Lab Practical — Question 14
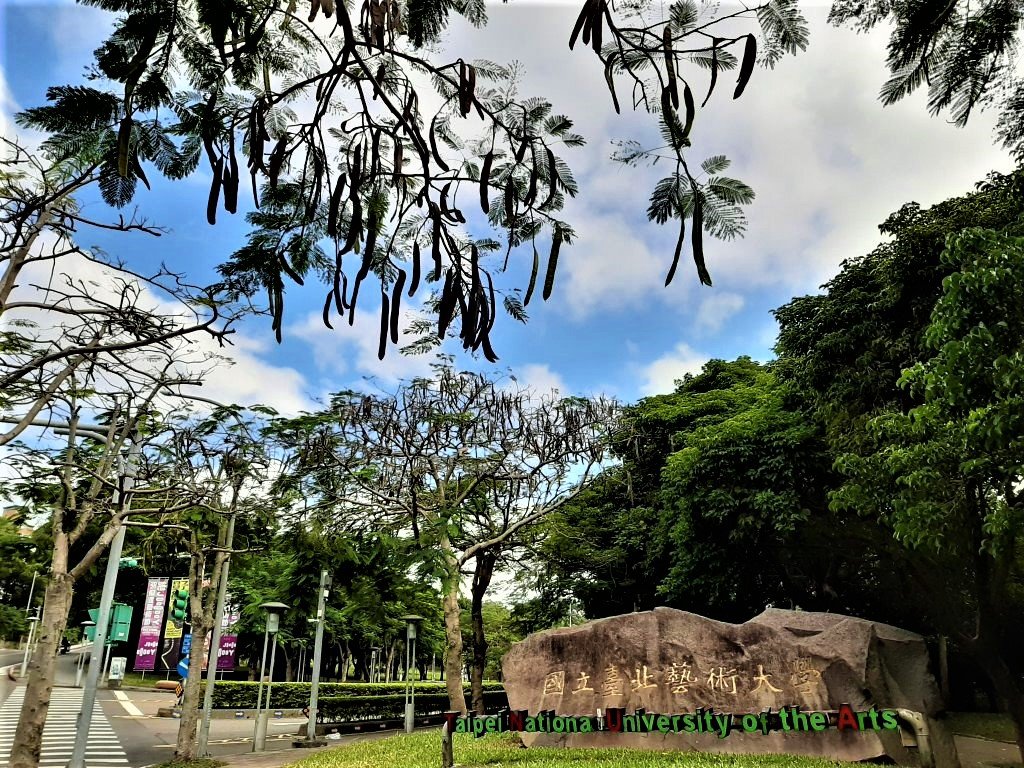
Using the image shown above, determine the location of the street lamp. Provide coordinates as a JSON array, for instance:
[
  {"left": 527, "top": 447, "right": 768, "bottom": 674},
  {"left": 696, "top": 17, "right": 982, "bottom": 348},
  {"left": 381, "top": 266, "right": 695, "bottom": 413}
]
[
  {"left": 19, "top": 611, "right": 40, "bottom": 677},
  {"left": 252, "top": 602, "right": 289, "bottom": 752},
  {"left": 75, "top": 620, "right": 95, "bottom": 688},
  {"left": 400, "top": 615, "right": 423, "bottom": 734},
  {"left": 369, "top": 646, "right": 381, "bottom": 684}
]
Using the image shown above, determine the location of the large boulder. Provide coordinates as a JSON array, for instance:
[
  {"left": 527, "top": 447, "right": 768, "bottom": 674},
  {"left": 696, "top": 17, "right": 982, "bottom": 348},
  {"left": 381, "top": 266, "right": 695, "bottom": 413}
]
[{"left": 501, "top": 607, "right": 958, "bottom": 768}]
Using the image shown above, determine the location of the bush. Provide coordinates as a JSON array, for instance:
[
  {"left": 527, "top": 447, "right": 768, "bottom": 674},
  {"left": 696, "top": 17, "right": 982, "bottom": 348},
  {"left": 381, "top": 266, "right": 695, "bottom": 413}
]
[
  {"left": 315, "top": 690, "right": 510, "bottom": 722},
  {"left": 210, "top": 680, "right": 506, "bottom": 709}
]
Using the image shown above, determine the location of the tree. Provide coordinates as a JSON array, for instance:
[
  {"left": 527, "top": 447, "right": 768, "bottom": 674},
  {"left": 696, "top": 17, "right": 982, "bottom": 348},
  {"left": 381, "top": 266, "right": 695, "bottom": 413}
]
[
  {"left": 828, "top": 0, "right": 1024, "bottom": 161},
  {"left": 14, "top": 0, "right": 813, "bottom": 357},
  {"left": 266, "top": 365, "right": 618, "bottom": 713},
  {"left": 830, "top": 227, "right": 1024, "bottom": 760}
]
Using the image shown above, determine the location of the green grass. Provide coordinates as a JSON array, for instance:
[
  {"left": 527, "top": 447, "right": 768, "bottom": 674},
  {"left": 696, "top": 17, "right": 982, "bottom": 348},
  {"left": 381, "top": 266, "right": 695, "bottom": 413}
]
[
  {"left": 286, "top": 731, "right": 848, "bottom": 768},
  {"left": 946, "top": 712, "right": 1018, "bottom": 743},
  {"left": 112, "top": 671, "right": 176, "bottom": 688}
]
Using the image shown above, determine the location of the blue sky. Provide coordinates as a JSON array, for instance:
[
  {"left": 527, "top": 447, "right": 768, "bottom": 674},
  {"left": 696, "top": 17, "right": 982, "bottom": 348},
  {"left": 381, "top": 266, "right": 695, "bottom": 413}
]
[{"left": 1, "top": 0, "right": 1014, "bottom": 414}]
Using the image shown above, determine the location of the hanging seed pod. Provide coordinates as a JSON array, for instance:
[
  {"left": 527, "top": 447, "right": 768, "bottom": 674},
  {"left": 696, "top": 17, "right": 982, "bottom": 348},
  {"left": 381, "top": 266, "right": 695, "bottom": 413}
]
[
  {"left": 479, "top": 150, "right": 493, "bottom": 213},
  {"left": 734, "top": 34, "right": 756, "bottom": 99},
  {"left": 378, "top": 289, "right": 390, "bottom": 359},
  {"left": 117, "top": 117, "right": 133, "bottom": 178},
  {"left": 268, "top": 135, "right": 288, "bottom": 190},
  {"left": 390, "top": 269, "right": 406, "bottom": 342},
  {"left": 409, "top": 240, "right": 421, "bottom": 296},
  {"left": 327, "top": 173, "right": 347, "bottom": 238},
  {"left": 663, "top": 25, "right": 679, "bottom": 110},
  {"left": 665, "top": 216, "right": 686, "bottom": 286},
  {"left": 322, "top": 290, "right": 335, "bottom": 329},
  {"left": 437, "top": 269, "right": 456, "bottom": 338},
  {"left": 524, "top": 243, "right": 539, "bottom": 306},
  {"left": 428, "top": 115, "right": 451, "bottom": 172},
  {"left": 543, "top": 226, "right": 561, "bottom": 301},
  {"left": 207, "top": 156, "right": 224, "bottom": 225},
  {"left": 703, "top": 40, "right": 719, "bottom": 108}
]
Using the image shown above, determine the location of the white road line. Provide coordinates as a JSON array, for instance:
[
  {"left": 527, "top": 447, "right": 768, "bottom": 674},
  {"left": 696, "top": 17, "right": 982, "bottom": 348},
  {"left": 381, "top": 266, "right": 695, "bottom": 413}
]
[
  {"left": 0, "top": 689, "right": 131, "bottom": 768},
  {"left": 112, "top": 689, "right": 145, "bottom": 717}
]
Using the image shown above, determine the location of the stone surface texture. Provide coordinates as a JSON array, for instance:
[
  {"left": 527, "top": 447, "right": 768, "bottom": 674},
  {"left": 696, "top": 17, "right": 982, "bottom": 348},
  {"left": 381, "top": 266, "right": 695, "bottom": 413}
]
[{"left": 501, "top": 607, "right": 959, "bottom": 768}]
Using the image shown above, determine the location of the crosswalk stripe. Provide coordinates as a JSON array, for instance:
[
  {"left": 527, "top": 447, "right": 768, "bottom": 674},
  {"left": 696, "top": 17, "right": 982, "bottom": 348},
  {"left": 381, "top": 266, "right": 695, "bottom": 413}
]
[{"left": 0, "top": 689, "right": 131, "bottom": 767}]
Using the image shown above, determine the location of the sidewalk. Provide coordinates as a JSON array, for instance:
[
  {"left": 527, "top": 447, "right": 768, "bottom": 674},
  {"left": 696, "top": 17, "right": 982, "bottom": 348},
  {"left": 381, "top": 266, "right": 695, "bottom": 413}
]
[{"left": 954, "top": 735, "right": 1022, "bottom": 768}]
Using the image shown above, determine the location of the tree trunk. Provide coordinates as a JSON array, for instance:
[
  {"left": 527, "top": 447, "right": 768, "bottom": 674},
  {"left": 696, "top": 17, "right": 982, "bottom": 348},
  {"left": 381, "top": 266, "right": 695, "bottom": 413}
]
[
  {"left": 972, "top": 642, "right": 1024, "bottom": 763},
  {"left": 441, "top": 541, "right": 467, "bottom": 715},
  {"left": 385, "top": 643, "right": 394, "bottom": 683},
  {"left": 9, "top": 575, "right": 73, "bottom": 768},
  {"left": 342, "top": 640, "right": 350, "bottom": 682},
  {"left": 282, "top": 644, "right": 293, "bottom": 682},
  {"left": 174, "top": 608, "right": 212, "bottom": 760},
  {"left": 470, "top": 551, "right": 496, "bottom": 715}
]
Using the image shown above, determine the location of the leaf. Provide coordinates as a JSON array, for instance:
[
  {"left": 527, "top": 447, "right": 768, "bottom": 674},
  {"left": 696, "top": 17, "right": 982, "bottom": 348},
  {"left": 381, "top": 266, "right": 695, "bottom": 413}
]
[
  {"left": 734, "top": 34, "right": 757, "bottom": 99},
  {"left": 700, "top": 155, "right": 730, "bottom": 174},
  {"left": 543, "top": 226, "right": 561, "bottom": 301}
]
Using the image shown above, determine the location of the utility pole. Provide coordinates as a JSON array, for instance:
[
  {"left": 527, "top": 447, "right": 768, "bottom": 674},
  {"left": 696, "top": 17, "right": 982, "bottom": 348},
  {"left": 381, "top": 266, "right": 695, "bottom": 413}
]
[
  {"left": 304, "top": 570, "right": 331, "bottom": 743},
  {"left": 197, "top": 509, "right": 237, "bottom": 757},
  {"left": 68, "top": 439, "right": 140, "bottom": 768}
]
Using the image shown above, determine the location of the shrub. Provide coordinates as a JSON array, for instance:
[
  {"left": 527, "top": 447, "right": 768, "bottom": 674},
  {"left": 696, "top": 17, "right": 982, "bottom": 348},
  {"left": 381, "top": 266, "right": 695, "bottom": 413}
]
[
  {"left": 210, "top": 680, "right": 506, "bottom": 709},
  {"left": 315, "top": 690, "right": 510, "bottom": 722}
]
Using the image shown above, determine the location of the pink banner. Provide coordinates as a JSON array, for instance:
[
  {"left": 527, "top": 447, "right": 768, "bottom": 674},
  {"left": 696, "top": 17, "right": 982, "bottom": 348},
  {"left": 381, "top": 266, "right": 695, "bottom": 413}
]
[
  {"left": 134, "top": 577, "right": 169, "bottom": 671},
  {"left": 216, "top": 635, "right": 238, "bottom": 670}
]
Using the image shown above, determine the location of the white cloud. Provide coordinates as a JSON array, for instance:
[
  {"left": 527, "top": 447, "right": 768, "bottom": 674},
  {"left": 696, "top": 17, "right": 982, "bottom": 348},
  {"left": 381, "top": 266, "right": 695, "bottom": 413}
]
[
  {"left": 638, "top": 342, "right": 709, "bottom": 396},
  {"left": 289, "top": 304, "right": 439, "bottom": 388},
  {"left": 512, "top": 363, "right": 567, "bottom": 397},
  {"left": 696, "top": 291, "right": 745, "bottom": 333}
]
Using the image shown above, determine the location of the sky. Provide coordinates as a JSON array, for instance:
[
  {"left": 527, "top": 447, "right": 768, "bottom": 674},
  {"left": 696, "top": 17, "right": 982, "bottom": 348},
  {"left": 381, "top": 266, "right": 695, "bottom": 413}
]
[{"left": 0, "top": 0, "right": 1014, "bottom": 416}]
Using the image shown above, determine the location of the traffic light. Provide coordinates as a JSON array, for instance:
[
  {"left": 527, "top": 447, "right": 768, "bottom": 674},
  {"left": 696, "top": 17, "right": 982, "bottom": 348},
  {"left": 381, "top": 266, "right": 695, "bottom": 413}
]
[{"left": 170, "top": 585, "right": 189, "bottom": 622}]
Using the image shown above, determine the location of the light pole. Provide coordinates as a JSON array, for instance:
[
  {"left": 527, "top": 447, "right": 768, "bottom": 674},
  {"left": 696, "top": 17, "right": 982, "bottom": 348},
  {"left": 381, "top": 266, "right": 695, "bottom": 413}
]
[
  {"left": 400, "top": 615, "right": 423, "bottom": 734},
  {"left": 252, "top": 602, "right": 289, "bottom": 752},
  {"left": 75, "top": 620, "right": 95, "bottom": 688},
  {"left": 19, "top": 611, "right": 40, "bottom": 677},
  {"left": 303, "top": 570, "right": 331, "bottom": 744},
  {"left": 369, "top": 646, "right": 381, "bottom": 683},
  {"left": 68, "top": 437, "right": 141, "bottom": 768}
]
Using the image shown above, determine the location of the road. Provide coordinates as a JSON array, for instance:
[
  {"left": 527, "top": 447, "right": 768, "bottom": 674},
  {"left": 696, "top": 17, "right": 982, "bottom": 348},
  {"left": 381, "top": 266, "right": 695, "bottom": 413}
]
[{"left": 0, "top": 650, "right": 395, "bottom": 767}]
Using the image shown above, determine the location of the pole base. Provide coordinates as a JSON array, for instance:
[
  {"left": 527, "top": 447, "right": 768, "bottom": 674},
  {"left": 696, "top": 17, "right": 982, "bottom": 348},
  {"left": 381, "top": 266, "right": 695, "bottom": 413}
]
[{"left": 292, "top": 739, "right": 328, "bottom": 748}]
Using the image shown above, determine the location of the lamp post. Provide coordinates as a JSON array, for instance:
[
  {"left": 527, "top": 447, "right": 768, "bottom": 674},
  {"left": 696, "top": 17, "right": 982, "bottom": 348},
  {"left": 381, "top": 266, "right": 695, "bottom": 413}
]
[
  {"left": 303, "top": 570, "right": 331, "bottom": 744},
  {"left": 400, "top": 615, "right": 423, "bottom": 734},
  {"left": 369, "top": 646, "right": 381, "bottom": 683},
  {"left": 19, "top": 611, "right": 40, "bottom": 677},
  {"left": 252, "top": 602, "right": 289, "bottom": 752},
  {"left": 75, "top": 620, "right": 95, "bottom": 688}
]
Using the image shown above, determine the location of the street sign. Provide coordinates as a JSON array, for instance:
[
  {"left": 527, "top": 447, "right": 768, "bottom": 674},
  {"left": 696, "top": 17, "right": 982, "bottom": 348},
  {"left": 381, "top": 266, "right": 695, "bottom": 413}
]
[
  {"left": 178, "top": 634, "right": 191, "bottom": 678},
  {"left": 174, "top": 681, "right": 184, "bottom": 699},
  {"left": 177, "top": 657, "right": 189, "bottom": 679}
]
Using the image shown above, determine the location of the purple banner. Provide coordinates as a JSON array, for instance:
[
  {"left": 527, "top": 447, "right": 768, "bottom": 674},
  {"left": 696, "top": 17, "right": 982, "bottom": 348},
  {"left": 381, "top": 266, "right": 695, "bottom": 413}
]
[
  {"left": 134, "top": 577, "right": 169, "bottom": 671},
  {"left": 216, "top": 635, "right": 238, "bottom": 670}
]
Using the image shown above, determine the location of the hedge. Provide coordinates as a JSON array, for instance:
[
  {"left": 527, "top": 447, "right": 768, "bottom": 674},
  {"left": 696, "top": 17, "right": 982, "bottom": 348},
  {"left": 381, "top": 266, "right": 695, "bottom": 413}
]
[
  {"left": 315, "top": 691, "right": 510, "bottom": 722},
  {"left": 210, "top": 680, "right": 506, "bottom": 709}
]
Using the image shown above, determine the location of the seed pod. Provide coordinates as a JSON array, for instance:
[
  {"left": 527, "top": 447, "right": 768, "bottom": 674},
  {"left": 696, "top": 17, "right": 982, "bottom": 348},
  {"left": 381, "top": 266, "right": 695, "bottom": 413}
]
[
  {"left": 479, "top": 150, "right": 493, "bottom": 213},
  {"left": 524, "top": 243, "right": 539, "bottom": 306},
  {"left": 378, "top": 289, "right": 390, "bottom": 359},
  {"left": 322, "top": 290, "right": 335, "bottom": 329},
  {"left": 350, "top": 142, "right": 363, "bottom": 196},
  {"left": 373, "top": 63, "right": 386, "bottom": 100},
  {"left": 279, "top": 251, "right": 304, "bottom": 285},
  {"left": 437, "top": 269, "right": 456, "bottom": 338},
  {"left": 515, "top": 137, "right": 529, "bottom": 164},
  {"left": 702, "top": 41, "right": 719, "bottom": 108},
  {"left": 341, "top": 194, "right": 362, "bottom": 255},
  {"left": 131, "top": 155, "right": 150, "bottom": 190},
  {"left": 542, "top": 226, "right": 561, "bottom": 301},
  {"left": 321, "top": 0, "right": 334, "bottom": 17},
  {"left": 308, "top": 0, "right": 321, "bottom": 22},
  {"left": 357, "top": 203, "right": 379, "bottom": 282},
  {"left": 117, "top": 117, "right": 133, "bottom": 178},
  {"left": 663, "top": 26, "right": 679, "bottom": 110},
  {"left": 682, "top": 82, "right": 695, "bottom": 140},
  {"left": 391, "top": 269, "right": 405, "bottom": 342},
  {"left": 430, "top": 207, "right": 442, "bottom": 279},
  {"left": 524, "top": 155, "right": 538, "bottom": 207},
  {"left": 327, "top": 173, "right": 347, "bottom": 238},
  {"left": 207, "top": 156, "right": 224, "bottom": 225},
  {"left": 504, "top": 181, "right": 515, "bottom": 225},
  {"left": 543, "top": 147, "right": 558, "bottom": 207},
  {"left": 224, "top": 148, "right": 239, "bottom": 214},
  {"left": 268, "top": 136, "right": 288, "bottom": 190},
  {"left": 334, "top": 257, "right": 345, "bottom": 313},
  {"left": 409, "top": 240, "right": 421, "bottom": 296},
  {"left": 734, "top": 34, "right": 756, "bottom": 99},
  {"left": 392, "top": 139, "right": 403, "bottom": 184},
  {"left": 665, "top": 216, "right": 686, "bottom": 286},
  {"left": 428, "top": 115, "right": 451, "bottom": 172},
  {"left": 569, "top": 0, "right": 597, "bottom": 50},
  {"left": 692, "top": 189, "right": 711, "bottom": 286},
  {"left": 603, "top": 55, "right": 621, "bottom": 114},
  {"left": 440, "top": 181, "right": 452, "bottom": 215}
]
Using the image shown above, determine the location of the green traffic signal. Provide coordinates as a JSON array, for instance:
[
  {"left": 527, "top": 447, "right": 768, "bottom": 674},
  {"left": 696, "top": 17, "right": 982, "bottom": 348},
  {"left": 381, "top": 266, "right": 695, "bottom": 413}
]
[{"left": 170, "top": 587, "right": 189, "bottom": 622}]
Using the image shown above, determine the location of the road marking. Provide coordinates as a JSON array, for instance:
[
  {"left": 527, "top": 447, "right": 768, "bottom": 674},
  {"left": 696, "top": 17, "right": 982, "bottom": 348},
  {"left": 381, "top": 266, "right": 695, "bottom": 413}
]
[
  {"left": 0, "top": 688, "right": 131, "bottom": 768},
  {"left": 112, "top": 689, "right": 145, "bottom": 717}
]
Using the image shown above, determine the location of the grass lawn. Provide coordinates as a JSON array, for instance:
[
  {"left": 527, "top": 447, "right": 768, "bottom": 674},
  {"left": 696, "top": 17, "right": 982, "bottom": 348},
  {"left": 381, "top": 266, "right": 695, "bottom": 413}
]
[
  {"left": 946, "top": 712, "right": 1018, "bottom": 743},
  {"left": 287, "top": 731, "right": 848, "bottom": 768}
]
